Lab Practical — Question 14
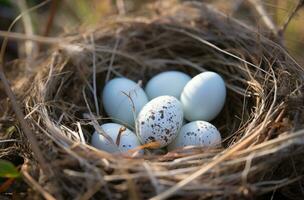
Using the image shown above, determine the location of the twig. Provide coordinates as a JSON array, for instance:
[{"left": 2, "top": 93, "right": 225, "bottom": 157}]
[
  {"left": 151, "top": 67, "right": 278, "bottom": 200},
  {"left": 165, "top": 26, "right": 273, "bottom": 76},
  {"left": 116, "top": 126, "right": 126, "bottom": 146},
  {"left": 116, "top": 0, "right": 126, "bottom": 15},
  {"left": 0, "top": 30, "right": 61, "bottom": 44},
  {"left": 15, "top": 0, "right": 39, "bottom": 67},
  {"left": 143, "top": 162, "right": 164, "bottom": 194},
  {"left": 22, "top": 168, "right": 56, "bottom": 200},
  {"left": 150, "top": 131, "right": 259, "bottom": 199},
  {"left": 22, "top": 161, "right": 56, "bottom": 200},
  {"left": 0, "top": 0, "right": 51, "bottom": 62},
  {"left": 82, "top": 88, "right": 119, "bottom": 151},
  {"left": 43, "top": 0, "right": 59, "bottom": 36},
  {"left": 279, "top": 0, "right": 304, "bottom": 36},
  {"left": 246, "top": 0, "right": 278, "bottom": 36},
  {"left": 230, "top": 0, "right": 245, "bottom": 16},
  {"left": 76, "top": 122, "right": 86, "bottom": 144},
  {"left": 241, "top": 153, "right": 255, "bottom": 185},
  {"left": 105, "top": 32, "right": 121, "bottom": 82},
  {"left": 0, "top": 71, "right": 51, "bottom": 175},
  {"left": 0, "top": 0, "right": 52, "bottom": 175},
  {"left": 90, "top": 34, "right": 100, "bottom": 115},
  {"left": 78, "top": 181, "right": 103, "bottom": 200}
]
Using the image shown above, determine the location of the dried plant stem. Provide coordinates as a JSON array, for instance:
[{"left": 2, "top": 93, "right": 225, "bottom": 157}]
[
  {"left": 22, "top": 162, "right": 56, "bottom": 200},
  {"left": 43, "top": 0, "right": 59, "bottom": 36},
  {"left": 0, "top": 0, "right": 52, "bottom": 175},
  {"left": 246, "top": 0, "right": 278, "bottom": 35},
  {"left": 0, "top": 71, "right": 51, "bottom": 175},
  {"left": 151, "top": 125, "right": 266, "bottom": 200},
  {"left": 279, "top": 0, "right": 304, "bottom": 35},
  {"left": 0, "top": 30, "right": 61, "bottom": 44},
  {"left": 0, "top": 0, "right": 51, "bottom": 61},
  {"left": 90, "top": 34, "right": 100, "bottom": 115},
  {"left": 116, "top": 0, "right": 126, "bottom": 15},
  {"left": 13, "top": 2, "right": 304, "bottom": 199},
  {"left": 15, "top": 0, "right": 39, "bottom": 67}
]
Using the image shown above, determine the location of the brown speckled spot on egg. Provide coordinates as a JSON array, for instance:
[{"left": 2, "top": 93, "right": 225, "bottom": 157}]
[
  {"left": 159, "top": 110, "right": 164, "bottom": 119},
  {"left": 148, "top": 136, "right": 155, "bottom": 141}
]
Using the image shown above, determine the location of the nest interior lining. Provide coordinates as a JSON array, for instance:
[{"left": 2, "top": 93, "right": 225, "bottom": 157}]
[{"left": 22, "top": 2, "right": 304, "bottom": 199}]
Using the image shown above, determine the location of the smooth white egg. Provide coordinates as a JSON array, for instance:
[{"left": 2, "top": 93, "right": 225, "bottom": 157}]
[
  {"left": 137, "top": 96, "right": 183, "bottom": 148},
  {"left": 102, "top": 78, "right": 148, "bottom": 126},
  {"left": 168, "top": 121, "right": 221, "bottom": 150},
  {"left": 181, "top": 71, "right": 226, "bottom": 121},
  {"left": 145, "top": 71, "right": 191, "bottom": 100},
  {"left": 91, "top": 123, "right": 143, "bottom": 155}
]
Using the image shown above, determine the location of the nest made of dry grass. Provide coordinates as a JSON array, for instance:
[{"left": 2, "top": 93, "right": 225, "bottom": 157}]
[{"left": 18, "top": 2, "right": 304, "bottom": 200}]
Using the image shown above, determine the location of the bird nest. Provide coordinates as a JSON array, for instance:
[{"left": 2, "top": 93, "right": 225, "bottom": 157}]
[{"left": 21, "top": 2, "right": 304, "bottom": 199}]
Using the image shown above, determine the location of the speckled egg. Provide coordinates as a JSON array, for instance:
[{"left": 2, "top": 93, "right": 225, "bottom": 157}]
[
  {"left": 91, "top": 123, "right": 143, "bottom": 155},
  {"left": 168, "top": 121, "right": 222, "bottom": 150},
  {"left": 136, "top": 96, "right": 183, "bottom": 148}
]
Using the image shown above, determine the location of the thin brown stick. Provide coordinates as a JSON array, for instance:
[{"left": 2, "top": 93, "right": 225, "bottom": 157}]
[
  {"left": 246, "top": 0, "right": 278, "bottom": 36},
  {"left": 90, "top": 34, "right": 100, "bottom": 115},
  {"left": 151, "top": 127, "right": 265, "bottom": 200},
  {"left": 78, "top": 181, "right": 103, "bottom": 200},
  {"left": 15, "top": 0, "right": 39, "bottom": 65},
  {"left": 43, "top": 0, "right": 59, "bottom": 36},
  {"left": 0, "top": 0, "right": 52, "bottom": 175},
  {"left": 0, "top": 30, "right": 61, "bottom": 44},
  {"left": 116, "top": 0, "right": 126, "bottom": 15},
  {"left": 279, "top": 0, "right": 304, "bottom": 35},
  {"left": 16, "top": 1, "right": 304, "bottom": 199},
  {"left": 0, "top": 71, "right": 51, "bottom": 175},
  {"left": 152, "top": 68, "right": 278, "bottom": 200},
  {"left": 0, "top": 0, "right": 51, "bottom": 61},
  {"left": 22, "top": 162, "right": 56, "bottom": 200}
]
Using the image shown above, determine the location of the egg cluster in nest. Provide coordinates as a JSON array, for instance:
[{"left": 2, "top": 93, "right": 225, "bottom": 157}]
[{"left": 18, "top": 2, "right": 304, "bottom": 199}]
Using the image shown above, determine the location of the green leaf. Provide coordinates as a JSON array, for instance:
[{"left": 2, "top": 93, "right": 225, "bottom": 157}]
[{"left": 0, "top": 160, "right": 20, "bottom": 178}]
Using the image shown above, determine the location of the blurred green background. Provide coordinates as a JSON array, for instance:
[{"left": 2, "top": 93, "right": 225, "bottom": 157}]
[{"left": 0, "top": 0, "right": 303, "bottom": 65}]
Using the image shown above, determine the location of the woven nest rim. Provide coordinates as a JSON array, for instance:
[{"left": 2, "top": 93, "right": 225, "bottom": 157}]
[{"left": 21, "top": 2, "right": 304, "bottom": 199}]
